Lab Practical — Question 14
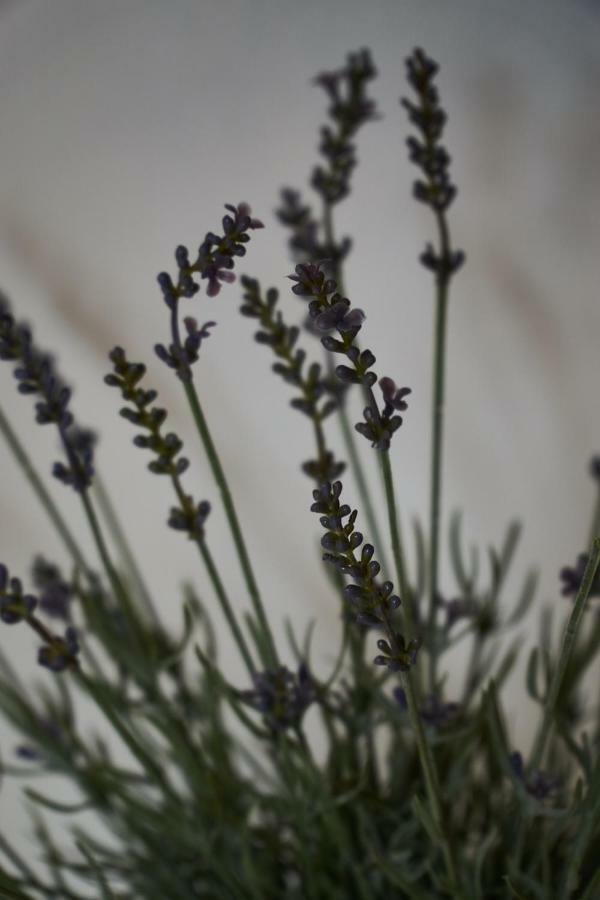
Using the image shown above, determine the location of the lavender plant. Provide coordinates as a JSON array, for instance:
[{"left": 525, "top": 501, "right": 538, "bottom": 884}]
[{"left": 0, "top": 47, "right": 599, "bottom": 900}]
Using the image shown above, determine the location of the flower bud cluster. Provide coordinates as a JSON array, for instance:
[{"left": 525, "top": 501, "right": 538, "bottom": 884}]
[
  {"left": 402, "top": 48, "right": 465, "bottom": 277},
  {"left": 355, "top": 378, "right": 411, "bottom": 449},
  {"left": 510, "top": 751, "right": 559, "bottom": 801},
  {"left": 311, "top": 481, "right": 418, "bottom": 672},
  {"left": 240, "top": 276, "right": 345, "bottom": 484},
  {"left": 38, "top": 626, "right": 80, "bottom": 673},
  {"left": 443, "top": 595, "right": 477, "bottom": 630},
  {"left": 32, "top": 556, "right": 72, "bottom": 620},
  {"left": 560, "top": 553, "right": 600, "bottom": 601},
  {"left": 311, "top": 48, "right": 379, "bottom": 206},
  {"left": 240, "top": 662, "right": 316, "bottom": 733},
  {"left": 154, "top": 318, "right": 216, "bottom": 384},
  {"left": 394, "top": 688, "right": 459, "bottom": 728},
  {"left": 155, "top": 203, "right": 263, "bottom": 382},
  {"left": 276, "top": 189, "right": 326, "bottom": 265},
  {"left": 16, "top": 716, "right": 65, "bottom": 763},
  {"left": 288, "top": 263, "right": 410, "bottom": 450},
  {"left": 106, "top": 347, "right": 210, "bottom": 542},
  {"left": 0, "top": 294, "right": 95, "bottom": 492},
  {"left": 277, "top": 49, "right": 377, "bottom": 277},
  {"left": 0, "top": 563, "right": 37, "bottom": 625},
  {"left": 277, "top": 189, "right": 353, "bottom": 274},
  {"left": 0, "top": 564, "right": 79, "bottom": 673}
]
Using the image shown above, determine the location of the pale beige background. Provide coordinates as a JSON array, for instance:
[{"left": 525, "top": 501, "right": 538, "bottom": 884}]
[{"left": 0, "top": 0, "right": 599, "bottom": 867}]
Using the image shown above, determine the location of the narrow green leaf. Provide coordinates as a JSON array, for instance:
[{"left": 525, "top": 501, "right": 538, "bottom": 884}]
[
  {"left": 506, "top": 570, "right": 537, "bottom": 627},
  {"left": 411, "top": 793, "right": 442, "bottom": 843},
  {"left": 155, "top": 601, "right": 195, "bottom": 670},
  {"left": 526, "top": 647, "right": 541, "bottom": 702},
  {"left": 24, "top": 788, "right": 92, "bottom": 815}
]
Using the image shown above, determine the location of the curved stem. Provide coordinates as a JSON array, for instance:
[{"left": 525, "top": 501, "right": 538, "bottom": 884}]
[{"left": 183, "top": 379, "right": 278, "bottom": 669}]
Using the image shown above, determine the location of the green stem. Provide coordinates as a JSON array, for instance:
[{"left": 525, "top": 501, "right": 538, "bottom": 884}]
[
  {"left": 168, "top": 464, "right": 256, "bottom": 679},
  {"left": 80, "top": 491, "right": 126, "bottom": 602},
  {"left": 76, "top": 671, "right": 172, "bottom": 794},
  {"left": 79, "top": 490, "right": 150, "bottom": 663},
  {"left": 93, "top": 471, "right": 160, "bottom": 628},
  {"left": 529, "top": 537, "right": 600, "bottom": 772},
  {"left": 380, "top": 450, "right": 414, "bottom": 639},
  {"left": 0, "top": 405, "right": 88, "bottom": 572},
  {"left": 182, "top": 380, "right": 278, "bottom": 669},
  {"left": 589, "top": 482, "right": 600, "bottom": 548},
  {"left": 428, "top": 212, "right": 451, "bottom": 691},
  {"left": 376, "top": 590, "right": 460, "bottom": 895},
  {"left": 401, "top": 670, "right": 462, "bottom": 897},
  {"left": 198, "top": 541, "right": 256, "bottom": 678}
]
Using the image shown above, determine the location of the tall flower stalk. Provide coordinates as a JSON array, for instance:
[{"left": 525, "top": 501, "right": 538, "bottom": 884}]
[
  {"left": 288, "top": 259, "right": 415, "bottom": 636},
  {"left": 105, "top": 347, "right": 256, "bottom": 678},
  {"left": 277, "top": 49, "right": 394, "bottom": 582},
  {"left": 402, "top": 49, "right": 465, "bottom": 687},
  {"left": 154, "top": 203, "right": 278, "bottom": 669}
]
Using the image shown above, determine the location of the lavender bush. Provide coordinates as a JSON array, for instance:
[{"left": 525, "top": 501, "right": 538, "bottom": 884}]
[{"left": 0, "top": 47, "right": 599, "bottom": 900}]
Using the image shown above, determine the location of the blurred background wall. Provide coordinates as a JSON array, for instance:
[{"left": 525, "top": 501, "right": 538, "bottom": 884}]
[{"left": 0, "top": 0, "right": 598, "bottom": 854}]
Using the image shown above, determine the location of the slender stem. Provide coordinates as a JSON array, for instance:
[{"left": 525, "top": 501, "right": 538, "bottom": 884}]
[
  {"left": 589, "top": 482, "right": 600, "bottom": 549},
  {"left": 401, "top": 668, "right": 461, "bottom": 897},
  {"left": 374, "top": 608, "right": 460, "bottom": 895},
  {"left": 78, "top": 489, "right": 151, "bottom": 663},
  {"left": 76, "top": 670, "right": 173, "bottom": 795},
  {"left": 79, "top": 491, "right": 125, "bottom": 602},
  {"left": 0, "top": 405, "right": 88, "bottom": 572},
  {"left": 428, "top": 211, "right": 451, "bottom": 690},
  {"left": 380, "top": 450, "right": 414, "bottom": 639},
  {"left": 93, "top": 472, "right": 160, "bottom": 628},
  {"left": 529, "top": 537, "right": 600, "bottom": 772},
  {"left": 182, "top": 379, "right": 278, "bottom": 669},
  {"left": 169, "top": 472, "right": 255, "bottom": 676},
  {"left": 198, "top": 539, "right": 255, "bottom": 679}
]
